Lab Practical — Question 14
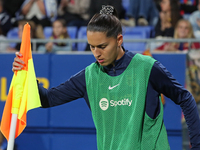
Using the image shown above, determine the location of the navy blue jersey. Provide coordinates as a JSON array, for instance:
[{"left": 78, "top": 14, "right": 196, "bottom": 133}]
[{"left": 38, "top": 50, "right": 200, "bottom": 149}]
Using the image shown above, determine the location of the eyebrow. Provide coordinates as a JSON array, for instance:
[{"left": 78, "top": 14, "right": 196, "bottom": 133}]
[{"left": 88, "top": 42, "right": 108, "bottom": 47}]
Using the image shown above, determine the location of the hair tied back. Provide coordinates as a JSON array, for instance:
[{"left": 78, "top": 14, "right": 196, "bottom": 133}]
[{"left": 100, "top": 5, "right": 114, "bottom": 15}]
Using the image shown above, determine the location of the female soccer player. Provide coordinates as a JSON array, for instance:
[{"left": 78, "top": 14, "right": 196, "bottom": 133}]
[{"left": 12, "top": 5, "right": 200, "bottom": 150}]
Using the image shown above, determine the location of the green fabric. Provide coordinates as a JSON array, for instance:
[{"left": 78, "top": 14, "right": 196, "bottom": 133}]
[{"left": 85, "top": 53, "right": 170, "bottom": 150}]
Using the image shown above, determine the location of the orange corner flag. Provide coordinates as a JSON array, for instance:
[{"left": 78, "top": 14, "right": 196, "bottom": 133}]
[{"left": 0, "top": 23, "right": 41, "bottom": 140}]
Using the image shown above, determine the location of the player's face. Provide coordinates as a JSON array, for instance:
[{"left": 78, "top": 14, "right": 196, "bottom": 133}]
[{"left": 87, "top": 31, "right": 124, "bottom": 66}]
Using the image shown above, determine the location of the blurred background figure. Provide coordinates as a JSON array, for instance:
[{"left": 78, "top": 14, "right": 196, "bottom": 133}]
[
  {"left": 14, "top": 0, "right": 57, "bottom": 41},
  {"left": 17, "top": 0, "right": 57, "bottom": 28},
  {"left": 189, "top": 1, "right": 200, "bottom": 38},
  {"left": 38, "top": 19, "right": 71, "bottom": 53},
  {"left": 121, "top": 0, "right": 159, "bottom": 27},
  {"left": 154, "top": 19, "right": 200, "bottom": 52},
  {"left": 0, "top": 0, "right": 14, "bottom": 36},
  {"left": 155, "top": 0, "right": 182, "bottom": 38},
  {"left": 180, "top": 0, "right": 199, "bottom": 17},
  {"left": 57, "top": 0, "right": 91, "bottom": 28},
  {"left": 6, "top": 19, "right": 42, "bottom": 52},
  {"left": 0, "top": 26, "right": 9, "bottom": 53}
]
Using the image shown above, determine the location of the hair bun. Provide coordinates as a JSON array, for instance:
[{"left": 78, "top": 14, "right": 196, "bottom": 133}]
[{"left": 100, "top": 5, "right": 114, "bottom": 15}]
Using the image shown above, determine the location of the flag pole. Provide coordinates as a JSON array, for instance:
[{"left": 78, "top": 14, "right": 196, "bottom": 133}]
[
  {"left": 1, "top": 23, "right": 41, "bottom": 149},
  {"left": 7, "top": 114, "right": 18, "bottom": 150}
]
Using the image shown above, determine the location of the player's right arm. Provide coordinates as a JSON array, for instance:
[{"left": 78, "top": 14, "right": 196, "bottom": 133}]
[
  {"left": 12, "top": 52, "right": 88, "bottom": 108},
  {"left": 38, "top": 69, "right": 87, "bottom": 108}
]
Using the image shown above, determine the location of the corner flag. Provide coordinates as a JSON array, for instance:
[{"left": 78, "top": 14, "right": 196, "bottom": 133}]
[{"left": 0, "top": 23, "right": 41, "bottom": 141}]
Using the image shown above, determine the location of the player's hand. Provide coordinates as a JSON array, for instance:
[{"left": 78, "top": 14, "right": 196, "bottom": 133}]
[{"left": 12, "top": 52, "right": 24, "bottom": 72}]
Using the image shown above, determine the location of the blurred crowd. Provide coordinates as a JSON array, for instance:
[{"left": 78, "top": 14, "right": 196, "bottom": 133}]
[{"left": 0, "top": 0, "right": 200, "bottom": 53}]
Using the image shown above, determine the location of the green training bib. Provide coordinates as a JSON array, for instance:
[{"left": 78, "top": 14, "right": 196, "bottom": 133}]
[{"left": 85, "top": 53, "right": 170, "bottom": 150}]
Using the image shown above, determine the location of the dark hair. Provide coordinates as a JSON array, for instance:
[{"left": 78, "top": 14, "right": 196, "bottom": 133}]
[
  {"left": 87, "top": 5, "right": 122, "bottom": 39},
  {"left": 170, "top": 0, "right": 182, "bottom": 27}
]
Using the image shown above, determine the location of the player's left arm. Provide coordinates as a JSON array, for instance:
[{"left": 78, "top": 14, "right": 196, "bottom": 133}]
[{"left": 149, "top": 61, "right": 200, "bottom": 149}]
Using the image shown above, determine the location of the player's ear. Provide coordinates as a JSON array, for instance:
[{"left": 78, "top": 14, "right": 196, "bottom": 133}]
[{"left": 117, "top": 34, "right": 123, "bottom": 46}]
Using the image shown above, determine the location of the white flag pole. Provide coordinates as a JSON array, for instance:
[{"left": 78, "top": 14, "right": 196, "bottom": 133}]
[{"left": 7, "top": 114, "right": 18, "bottom": 150}]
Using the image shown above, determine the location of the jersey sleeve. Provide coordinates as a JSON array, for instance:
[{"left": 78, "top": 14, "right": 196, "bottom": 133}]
[
  {"left": 38, "top": 69, "right": 87, "bottom": 108},
  {"left": 150, "top": 61, "right": 200, "bottom": 149}
]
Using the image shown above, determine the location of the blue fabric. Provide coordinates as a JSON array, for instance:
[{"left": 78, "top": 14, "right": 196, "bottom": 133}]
[
  {"left": 38, "top": 50, "right": 200, "bottom": 149},
  {"left": 126, "top": 0, "right": 159, "bottom": 26},
  {"left": 178, "top": 43, "right": 184, "bottom": 51}
]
